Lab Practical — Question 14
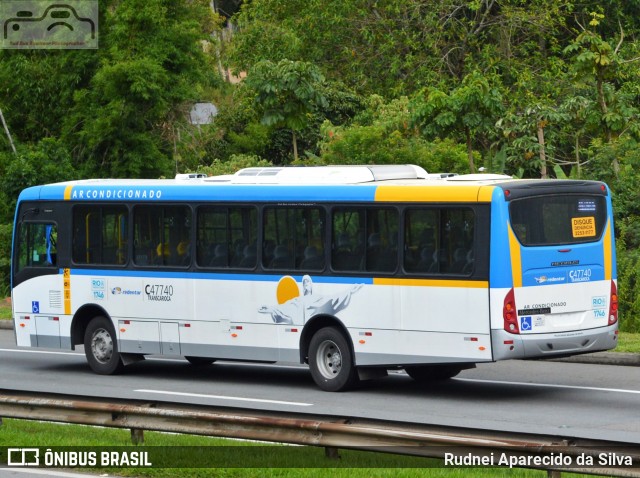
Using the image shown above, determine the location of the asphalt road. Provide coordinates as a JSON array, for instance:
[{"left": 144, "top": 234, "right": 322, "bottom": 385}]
[{"left": 1, "top": 329, "right": 639, "bottom": 444}]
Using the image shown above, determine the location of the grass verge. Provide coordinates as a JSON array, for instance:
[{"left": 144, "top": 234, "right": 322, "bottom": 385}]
[
  {"left": 614, "top": 332, "right": 640, "bottom": 353},
  {"left": 0, "top": 418, "right": 590, "bottom": 477},
  {"left": 0, "top": 298, "right": 10, "bottom": 320}
]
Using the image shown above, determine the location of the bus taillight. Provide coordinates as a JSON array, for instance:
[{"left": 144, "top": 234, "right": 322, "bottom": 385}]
[
  {"left": 503, "top": 288, "right": 519, "bottom": 334},
  {"left": 609, "top": 280, "right": 618, "bottom": 326}
]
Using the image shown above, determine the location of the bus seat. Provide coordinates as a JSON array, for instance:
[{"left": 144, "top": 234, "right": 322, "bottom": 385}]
[
  {"left": 299, "top": 246, "right": 323, "bottom": 270},
  {"left": 428, "top": 249, "right": 448, "bottom": 273},
  {"left": 415, "top": 246, "right": 435, "bottom": 272},
  {"left": 209, "top": 244, "right": 229, "bottom": 267},
  {"left": 239, "top": 244, "right": 257, "bottom": 268},
  {"left": 263, "top": 240, "right": 276, "bottom": 265},
  {"left": 230, "top": 241, "right": 247, "bottom": 267},
  {"left": 268, "top": 245, "right": 292, "bottom": 269},
  {"left": 177, "top": 241, "right": 191, "bottom": 266},
  {"left": 336, "top": 233, "right": 350, "bottom": 250},
  {"left": 462, "top": 249, "right": 475, "bottom": 274},
  {"left": 370, "top": 250, "right": 396, "bottom": 272},
  {"left": 366, "top": 233, "right": 396, "bottom": 272},
  {"left": 367, "top": 232, "right": 381, "bottom": 249},
  {"left": 449, "top": 248, "right": 468, "bottom": 272}
]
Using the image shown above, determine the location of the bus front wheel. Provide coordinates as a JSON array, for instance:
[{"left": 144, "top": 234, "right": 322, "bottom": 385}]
[
  {"left": 309, "top": 327, "right": 358, "bottom": 392},
  {"left": 84, "top": 316, "right": 124, "bottom": 375}
]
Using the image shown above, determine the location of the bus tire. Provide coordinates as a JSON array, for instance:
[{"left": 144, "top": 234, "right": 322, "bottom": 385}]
[
  {"left": 185, "top": 356, "right": 216, "bottom": 366},
  {"left": 405, "top": 365, "right": 462, "bottom": 382},
  {"left": 84, "top": 316, "right": 124, "bottom": 375},
  {"left": 309, "top": 326, "right": 358, "bottom": 392}
]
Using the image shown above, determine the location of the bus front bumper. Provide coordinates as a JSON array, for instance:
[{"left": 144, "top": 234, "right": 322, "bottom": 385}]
[{"left": 491, "top": 324, "right": 619, "bottom": 361}]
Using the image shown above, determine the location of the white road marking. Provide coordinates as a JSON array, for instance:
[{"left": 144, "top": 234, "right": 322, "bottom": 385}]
[
  {"left": 456, "top": 377, "right": 640, "bottom": 394},
  {"left": 135, "top": 389, "right": 313, "bottom": 407},
  {"left": 0, "top": 348, "right": 80, "bottom": 356}
]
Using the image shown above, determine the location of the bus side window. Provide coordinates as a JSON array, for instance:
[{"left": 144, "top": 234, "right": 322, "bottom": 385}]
[
  {"left": 404, "top": 208, "right": 474, "bottom": 275},
  {"left": 196, "top": 206, "right": 257, "bottom": 269},
  {"left": 263, "top": 207, "right": 325, "bottom": 271},
  {"left": 72, "top": 206, "right": 128, "bottom": 265},
  {"left": 16, "top": 222, "right": 57, "bottom": 272},
  {"left": 133, "top": 206, "right": 191, "bottom": 268}
]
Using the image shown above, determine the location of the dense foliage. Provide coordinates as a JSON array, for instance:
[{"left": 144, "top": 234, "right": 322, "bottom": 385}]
[{"left": 1, "top": 0, "right": 640, "bottom": 329}]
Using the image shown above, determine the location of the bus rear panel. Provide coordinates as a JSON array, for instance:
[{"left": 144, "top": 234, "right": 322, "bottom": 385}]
[{"left": 489, "top": 181, "right": 618, "bottom": 360}]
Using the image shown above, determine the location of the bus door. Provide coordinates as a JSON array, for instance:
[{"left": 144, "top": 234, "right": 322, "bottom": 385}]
[{"left": 12, "top": 206, "right": 62, "bottom": 348}]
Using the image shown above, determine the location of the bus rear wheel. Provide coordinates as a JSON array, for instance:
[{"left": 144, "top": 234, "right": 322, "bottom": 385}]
[
  {"left": 309, "top": 326, "right": 358, "bottom": 392},
  {"left": 404, "top": 365, "right": 462, "bottom": 382},
  {"left": 84, "top": 316, "right": 124, "bottom": 375}
]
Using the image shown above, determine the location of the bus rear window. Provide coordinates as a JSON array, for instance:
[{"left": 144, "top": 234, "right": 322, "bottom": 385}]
[{"left": 509, "top": 195, "right": 607, "bottom": 246}]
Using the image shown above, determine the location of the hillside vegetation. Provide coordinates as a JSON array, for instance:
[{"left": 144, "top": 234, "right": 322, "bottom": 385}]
[{"left": 1, "top": 0, "right": 639, "bottom": 329}]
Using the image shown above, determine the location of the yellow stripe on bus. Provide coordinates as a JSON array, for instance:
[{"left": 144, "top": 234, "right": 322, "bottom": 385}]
[
  {"left": 374, "top": 185, "right": 495, "bottom": 203},
  {"left": 64, "top": 185, "right": 74, "bottom": 200},
  {"left": 477, "top": 186, "right": 495, "bottom": 202},
  {"left": 373, "top": 277, "right": 488, "bottom": 288},
  {"left": 507, "top": 223, "right": 522, "bottom": 288},
  {"left": 603, "top": 218, "right": 612, "bottom": 280},
  {"left": 63, "top": 268, "right": 71, "bottom": 315}
]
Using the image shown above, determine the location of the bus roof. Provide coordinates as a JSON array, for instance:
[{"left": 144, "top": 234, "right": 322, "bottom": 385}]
[
  {"left": 18, "top": 165, "right": 604, "bottom": 204},
  {"left": 220, "top": 164, "right": 430, "bottom": 183}
]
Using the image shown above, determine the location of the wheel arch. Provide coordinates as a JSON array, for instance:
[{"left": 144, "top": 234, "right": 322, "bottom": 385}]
[
  {"left": 299, "top": 314, "right": 355, "bottom": 365},
  {"left": 70, "top": 304, "right": 111, "bottom": 348}
]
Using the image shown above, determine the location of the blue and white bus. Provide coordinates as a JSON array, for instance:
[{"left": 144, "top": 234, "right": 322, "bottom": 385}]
[{"left": 11, "top": 165, "right": 618, "bottom": 391}]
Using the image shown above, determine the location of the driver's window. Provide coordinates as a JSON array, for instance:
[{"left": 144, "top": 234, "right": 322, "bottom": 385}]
[{"left": 17, "top": 223, "right": 58, "bottom": 273}]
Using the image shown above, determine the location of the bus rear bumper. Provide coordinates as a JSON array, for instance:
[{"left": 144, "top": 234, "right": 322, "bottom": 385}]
[{"left": 491, "top": 324, "right": 619, "bottom": 361}]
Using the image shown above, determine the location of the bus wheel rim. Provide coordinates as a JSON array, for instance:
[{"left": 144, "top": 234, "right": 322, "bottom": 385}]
[
  {"left": 91, "top": 328, "right": 113, "bottom": 364},
  {"left": 316, "top": 339, "right": 342, "bottom": 380}
]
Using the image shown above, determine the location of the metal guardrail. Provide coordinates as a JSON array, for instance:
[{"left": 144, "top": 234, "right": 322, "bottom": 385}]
[{"left": 0, "top": 389, "right": 639, "bottom": 476}]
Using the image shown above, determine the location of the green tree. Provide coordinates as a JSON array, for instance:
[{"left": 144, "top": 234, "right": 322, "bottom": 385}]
[
  {"left": 410, "top": 72, "right": 503, "bottom": 173},
  {"left": 201, "top": 153, "right": 273, "bottom": 176},
  {"left": 564, "top": 12, "right": 640, "bottom": 175},
  {"left": 228, "top": 0, "right": 572, "bottom": 97},
  {"left": 63, "top": 0, "right": 218, "bottom": 178},
  {"left": 497, "top": 104, "right": 572, "bottom": 178},
  {"left": 0, "top": 138, "right": 76, "bottom": 221},
  {"left": 0, "top": 50, "right": 97, "bottom": 147},
  {"left": 245, "top": 59, "right": 328, "bottom": 161},
  {"left": 317, "top": 96, "right": 468, "bottom": 173}
]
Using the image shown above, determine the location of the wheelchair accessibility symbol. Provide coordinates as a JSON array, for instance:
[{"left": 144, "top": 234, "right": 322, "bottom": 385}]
[
  {"left": 31, "top": 301, "right": 39, "bottom": 314},
  {"left": 520, "top": 316, "right": 532, "bottom": 331}
]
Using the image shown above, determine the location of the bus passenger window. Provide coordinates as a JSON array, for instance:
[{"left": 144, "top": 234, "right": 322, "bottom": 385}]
[
  {"left": 365, "top": 209, "right": 398, "bottom": 273},
  {"left": 263, "top": 207, "right": 325, "bottom": 271},
  {"left": 72, "top": 206, "right": 128, "bottom": 265},
  {"left": 134, "top": 206, "right": 191, "bottom": 267},
  {"left": 332, "top": 208, "right": 397, "bottom": 273},
  {"left": 404, "top": 208, "right": 474, "bottom": 275},
  {"left": 196, "top": 206, "right": 257, "bottom": 269}
]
